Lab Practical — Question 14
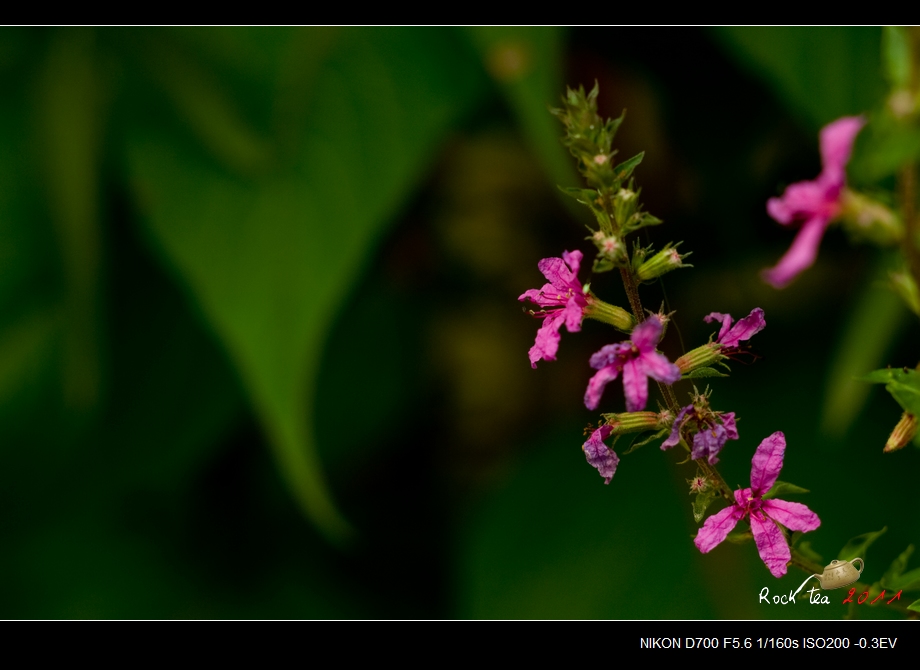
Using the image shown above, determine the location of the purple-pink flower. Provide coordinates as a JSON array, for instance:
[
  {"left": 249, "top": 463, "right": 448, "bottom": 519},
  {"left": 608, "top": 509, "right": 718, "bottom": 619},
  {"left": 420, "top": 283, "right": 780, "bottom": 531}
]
[
  {"left": 583, "top": 424, "right": 619, "bottom": 484},
  {"left": 763, "top": 116, "right": 865, "bottom": 288},
  {"left": 519, "top": 250, "right": 588, "bottom": 368},
  {"left": 704, "top": 308, "right": 765, "bottom": 351},
  {"left": 584, "top": 316, "right": 680, "bottom": 412},
  {"left": 694, "top": 432, "right": 820, "bottom": 578},
  {"left": 662, "top": 405, "right": 738, "bottom": 465}
]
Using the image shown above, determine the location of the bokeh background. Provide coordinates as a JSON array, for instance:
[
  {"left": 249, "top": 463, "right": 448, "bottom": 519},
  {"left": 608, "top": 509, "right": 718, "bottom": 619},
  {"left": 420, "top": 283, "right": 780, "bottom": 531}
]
[{"left": 1, "top": 26, "right": 918, "bottom": 619}]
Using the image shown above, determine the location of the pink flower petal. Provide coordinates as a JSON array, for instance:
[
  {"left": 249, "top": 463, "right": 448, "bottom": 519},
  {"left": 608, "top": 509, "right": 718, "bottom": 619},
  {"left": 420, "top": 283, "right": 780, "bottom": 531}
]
[
  {"left": 561, "top": 249, "right": 583, "bottom": 279},
  {"left": 563, "top": 295, "right": 584, "bottom": 333},
  {"left": 721, "top": 412, "right": 739, "bottom": 441},
  {"left": 622, "top": 359, "right": 648, "bottom": 412},
  {"left": 819, "top": 116, "right": 865, "bottom": 184},
  {"left": 694, "top": 505, "right": 743, "bottom": 553},
  {"left": 584, "top": 365, "right": 619, "bottom": 411},
  {"left": 750, "top": 432, "right": 785, "bottom": 496},
  {"left": 750, "top": 513, "right": 791, "bottom": 578},
  {"left": 583, "top": 425, "right": 619, "bottom": 484},
  {"left": 720, "top": 308, "right": 766, "bottom": 348},
  {"left": 766, "top": 180, "right": 831, "bottom": 225},
  {"left": 639, "top": 350, "right": 681, "bottom": 385},
  {"left": 763, "top": 499, "right": 821, "bottom": 533},
  {"left": 761, "top": 215, "right": 828, "bottom": 289},
  {"left": 528, "top": 312, "right": 566, "bottom": 369},
  {"left": 703, "top": 312, "right": 734, "bottom": 342},
  {"left": 630, "top": 316, "right": 663, "bottom": 353}
]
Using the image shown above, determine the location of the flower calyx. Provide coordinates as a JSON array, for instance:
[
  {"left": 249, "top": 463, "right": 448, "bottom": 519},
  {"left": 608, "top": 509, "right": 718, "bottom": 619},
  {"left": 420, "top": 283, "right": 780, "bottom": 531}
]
[{"left": 634, "top": 242, "right": 692, "bottom": 283}]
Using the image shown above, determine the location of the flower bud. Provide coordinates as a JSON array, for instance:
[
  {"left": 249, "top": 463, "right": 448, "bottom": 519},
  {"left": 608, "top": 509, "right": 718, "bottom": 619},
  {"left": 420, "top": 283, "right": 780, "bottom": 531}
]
[
  {"left": 600, "top": 411, "right": 663, "bottom": 435},
  {"left": 614, "top": 188, "right": 638, "bottom": 227},
  {"left": 675, "top": 343, "right": 723, "bottom": 375},
  {"left": 635, "top": 244, "right": 691, "bottom": 283},
  {"left": 884, "top": 412, "right": 918, "bottom": 453},
  {"left": 839, "top": 189, "right": 903, "bottom": 245},
  {"left": 584, "top": 295, "right": 635, "bottom": 333}
]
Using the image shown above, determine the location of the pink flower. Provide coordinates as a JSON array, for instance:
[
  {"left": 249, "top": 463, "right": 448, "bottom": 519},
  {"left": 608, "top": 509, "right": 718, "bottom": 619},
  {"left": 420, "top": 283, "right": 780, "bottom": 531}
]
[
  {"left": 704, "top": 308, "right": 765, "bottom": 351},
  {"left": 763, "top": 116, "right": 865, "bottom": 289},
  {"left": 583, "top": 424, "right": 619, "bottom": 484},
  {"left": 519, "top": 250, "right": 588, "bottom": 368},
  {"left": 584, "top": 316, "right": 681, "bottom": 412},
  {"left": 694, "top": 432, "right": 820, "bottom": 578}
]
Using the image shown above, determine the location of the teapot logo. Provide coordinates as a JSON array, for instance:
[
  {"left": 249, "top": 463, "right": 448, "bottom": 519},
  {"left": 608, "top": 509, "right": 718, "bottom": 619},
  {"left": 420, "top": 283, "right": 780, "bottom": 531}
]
[{"left": 813, "top": 558, "right": 864, "bottom": 590}]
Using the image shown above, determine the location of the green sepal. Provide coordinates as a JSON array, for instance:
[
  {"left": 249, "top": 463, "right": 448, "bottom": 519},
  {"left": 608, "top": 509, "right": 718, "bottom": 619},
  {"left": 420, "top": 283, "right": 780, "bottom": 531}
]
[
  {"left": 622, "top": 428, "right": 668, "bottom": 455},
  {"left": 838, "top": 526, "right": 887, "bottom": 562},
  {"left": 762, "top": 480, "right": 810, "bottom": 500},
  {"left": 881, "top": 544, "right": 920, "bottom": 592},
  {"left": 612, "top": 152, "right": 644, "bottom": 183},
  {"left": 861, "top": 367, "right": 920, "bottom": 416},
  {"left": 725, "top": 530, "right": 753, "bottom": 544},
  {"left": 685, "top": 366, "right": 729, "bottom": 379},
  {"left": 691, "top": 487, "right": 718, "bottom": 523}
]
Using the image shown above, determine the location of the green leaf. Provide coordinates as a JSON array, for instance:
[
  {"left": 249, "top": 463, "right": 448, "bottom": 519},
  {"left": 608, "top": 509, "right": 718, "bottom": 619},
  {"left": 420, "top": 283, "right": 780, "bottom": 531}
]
[
  {"left": 838, "top": 526, "right": 887, "bottom": 562},
  {"left": 713, "top": 27, "right": 884, "bottom": 130},
  {"left": 908, "top": 598, "right": 920, "bottom": 613},
  {"left": 612, "top": 152, "right": 644, "bottom": 183},
  {"left": 820, "top": 269, "right": 910, "bottom": 438},
  {"left": 861, "top": 366, "right": 920, "bottom": 416},
  {"left": 125, "top": 27, "right": 488, "bottom": 541},
  {"left": 762, "top": 480, "right": 810, "bottom": 500},
  {"left": 881, "top": 545, "right": 920, "bottom": 592},
  {"left": 685, "top": 367, "right": 729, "bottom": 379}
]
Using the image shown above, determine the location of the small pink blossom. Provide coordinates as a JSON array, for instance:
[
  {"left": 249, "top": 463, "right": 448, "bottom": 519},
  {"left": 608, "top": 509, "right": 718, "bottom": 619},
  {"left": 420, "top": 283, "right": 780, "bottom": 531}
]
[
  {"left": 584, "top": 316, "right": 681, "bottom": 412},
  {"left": 519, "top": 250, "right": 588, "bottom": 369},
  {"left": 583, "top": 424, "right": 619, "bottom": 484},
  {"left": 763, "top": 116, "right": 865, "bottom": 288},
  {"left": 703, "top": 308, "right": 766, "bottom": 351},
  {"left": 694, "top": 432, "right": 820, "bottom": 578}
]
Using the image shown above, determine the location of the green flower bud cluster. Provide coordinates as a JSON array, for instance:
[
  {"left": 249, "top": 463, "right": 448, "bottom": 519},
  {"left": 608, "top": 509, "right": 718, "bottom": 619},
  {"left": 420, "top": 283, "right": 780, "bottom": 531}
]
[{"left": 633, "top": 243, "right": 691, "bottom": 283}]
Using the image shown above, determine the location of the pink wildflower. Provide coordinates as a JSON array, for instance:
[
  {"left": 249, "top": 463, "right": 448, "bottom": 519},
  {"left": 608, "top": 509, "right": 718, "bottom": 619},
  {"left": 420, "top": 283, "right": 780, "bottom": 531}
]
[
  {"left": 519, "top": 250, "right": 588, "bottom": 368},
  {"left": 583, "top": 425, "right": 619, "bottom": 484},
  {"left": 584, "top": 316, "right": 681, "bottom": 412},
  {"left": 694, "top": 432, "right": 820, "bottom": 578},
  {"left": 763, "top": 116, "right": 865, "bottom": 288},
  {"left": 703, "top": 308, "right": 765, "bottom": 351}
]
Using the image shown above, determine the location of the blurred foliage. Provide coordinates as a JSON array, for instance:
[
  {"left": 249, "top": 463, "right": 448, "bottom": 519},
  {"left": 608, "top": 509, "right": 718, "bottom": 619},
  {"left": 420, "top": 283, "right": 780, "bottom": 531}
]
[{"left": 1, "top": 26, "right": 919, "bottom": 619}]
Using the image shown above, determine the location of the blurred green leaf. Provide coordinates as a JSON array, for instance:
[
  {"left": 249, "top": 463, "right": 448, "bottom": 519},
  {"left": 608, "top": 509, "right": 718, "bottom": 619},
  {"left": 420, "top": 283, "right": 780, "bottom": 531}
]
[
  {"left": 838, "top": 526, "right": 887, "bottom": 562},
  {"left": 713, "top": 27, "right": 885, "bottom": 129},
  {"left": 463, "top": 28, "right": 579, "bottom": 195},
  {"left": 862, "top": 366, "right": 920, "bottom": 415},
  {"left": 908, "top": 597, "right": 920, "bottom": 612},
  {"left": 820, "top": 272, "right": 909, "bottom": 438},
  {"left": 763, "top": 480, "right": 810, "bottom": 500},
  {"left": 35, "top": 29, "right": 104, "bottom": 411},
  {"left": 881, "top": 544, "right": 920, "bottom": 592},
  {"left": 882, "top": 26, "right": 911, "bottom": 90},
  {"left": 125, "top": 27, "right": 488, "bottom": 540}
]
